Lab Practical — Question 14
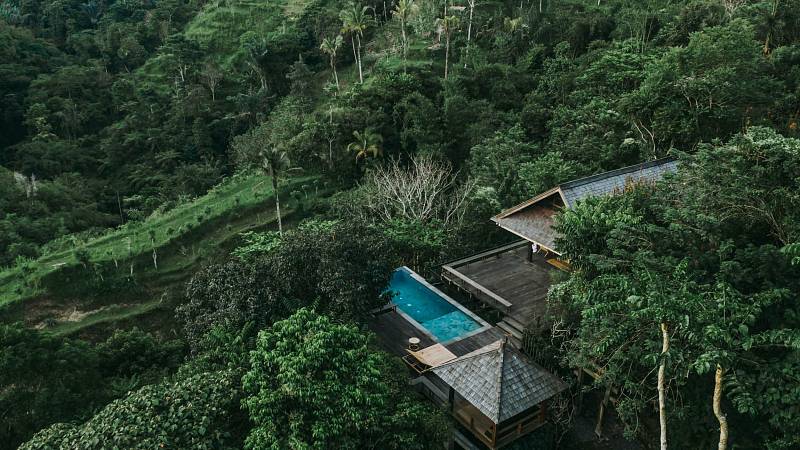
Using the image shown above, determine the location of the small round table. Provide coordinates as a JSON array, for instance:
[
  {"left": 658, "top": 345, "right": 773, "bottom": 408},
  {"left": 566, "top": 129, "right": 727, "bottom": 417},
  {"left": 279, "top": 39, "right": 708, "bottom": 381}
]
[{"left": 408, "top": 337, "right": 421, "bottom": 351}]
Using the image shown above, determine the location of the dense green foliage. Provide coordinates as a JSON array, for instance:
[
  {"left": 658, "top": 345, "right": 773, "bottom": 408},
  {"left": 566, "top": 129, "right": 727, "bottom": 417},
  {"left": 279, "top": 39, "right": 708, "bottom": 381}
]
[
  {"left": 1, "top": 325, "right": 185, "bottom": 448},
  {"left": 5, "top": 0, "right": 800, "bottom": 447},
  {"left": 21, "top": 369, "right": 245, "bottom": 450},
  {"left": 552, "top": 128, "right": 800, "bottom": 448},
  {"left": 178, "top": 219, "right": 395, "bottom": 350},
  {"left": 243, "top": 308, "right": 449, "bottom": 449},
  {"left": 0, "top": 172, "right": 299, "bottom": 305}
]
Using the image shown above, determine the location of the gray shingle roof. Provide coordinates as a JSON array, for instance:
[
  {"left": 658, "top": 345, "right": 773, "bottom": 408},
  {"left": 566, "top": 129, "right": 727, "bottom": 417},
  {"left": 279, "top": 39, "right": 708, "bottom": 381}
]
[
  {"left": 432, "top": 340, "right": 567, "bottom": 423},
  {"left": 492, "top": 158, "right": 678, "bottom": 253},
  {"left": 558, "top": 158, "right": 678, "bottom": 207},
  {"left": 494, "top": 205, "right": 559, "bottom": 251}
]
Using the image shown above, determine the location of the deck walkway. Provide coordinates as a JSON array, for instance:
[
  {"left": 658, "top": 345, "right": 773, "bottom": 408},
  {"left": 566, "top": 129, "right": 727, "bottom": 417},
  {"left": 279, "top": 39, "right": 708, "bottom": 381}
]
[
  {"left": 368, "top": 309, "right": 505, "bottom": 358},
  {"left": 442, "top": 241, "right": 556, "bottom": 331},
  {"left": 368, "top": 309, "right": 435, "bottom": 356}
]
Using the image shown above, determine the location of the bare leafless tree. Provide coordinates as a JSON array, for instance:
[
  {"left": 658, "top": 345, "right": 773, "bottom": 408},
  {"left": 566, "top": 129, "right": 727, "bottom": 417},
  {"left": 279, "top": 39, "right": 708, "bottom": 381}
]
[
  {"left": 348, "top": 155, "right": 475, "bottom": 228},
  {"left": 13, "top": 172, "right": 38, "bottom": 198},
  {"left": 722, "top": 0, "right": 746, "bottom": 18},
  {"left": 200, "top": 62, "right": 223, "bottom": 101}
]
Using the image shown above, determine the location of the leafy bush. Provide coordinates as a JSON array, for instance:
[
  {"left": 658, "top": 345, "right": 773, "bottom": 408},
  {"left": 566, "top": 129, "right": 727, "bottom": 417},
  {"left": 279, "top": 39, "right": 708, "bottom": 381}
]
[
  {"left": 1, "top": 324, "right": 184, "bottom": 448},
  {"left": 242, "top": 308, "right": 449, "bottom": 449},
  {"left": 21, "top": 370, "right": 245, "bottom": 450},
  {"left": 179, "top": 220, "right": 396, "bottom": 351},
  {"left": 231, "top": 230, "right": 282, "bottom": 261}
]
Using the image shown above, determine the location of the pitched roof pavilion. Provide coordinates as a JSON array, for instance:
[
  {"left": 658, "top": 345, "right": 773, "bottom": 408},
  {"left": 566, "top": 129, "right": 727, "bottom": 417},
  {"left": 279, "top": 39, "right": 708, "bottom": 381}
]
[
  {"left": 432, "top": 339, "right": 567, "bottom": 424},
  {"left": 492, "top": 157, "right": 678, "bottom": 254}
]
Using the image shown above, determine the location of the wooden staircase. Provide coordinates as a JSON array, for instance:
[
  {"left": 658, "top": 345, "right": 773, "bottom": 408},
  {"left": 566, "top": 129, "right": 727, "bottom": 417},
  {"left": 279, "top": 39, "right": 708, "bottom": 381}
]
[{"left": 497, "top": 316, "right": 525, "bottom": 349}]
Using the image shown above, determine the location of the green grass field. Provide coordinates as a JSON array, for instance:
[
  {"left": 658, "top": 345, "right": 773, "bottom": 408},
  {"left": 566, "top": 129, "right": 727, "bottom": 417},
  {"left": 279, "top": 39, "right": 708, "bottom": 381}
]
[
  {"left": 0, "top": 173, "right": 316, "bottom": 307},
  {"left": 0, "top": 172, "right": 325, "bottom": 338}
]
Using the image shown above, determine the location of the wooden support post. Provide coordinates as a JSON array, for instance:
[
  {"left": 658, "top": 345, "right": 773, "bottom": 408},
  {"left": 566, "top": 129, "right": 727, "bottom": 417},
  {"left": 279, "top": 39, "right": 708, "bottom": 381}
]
[
  {"left": 576, "top": 369, "right": 585, "bottom": 414},
  {"left": 594, "top": 384, "right": 612, "bottom": 438},
  {"left": 448, "top": 387, "right": 455, "bottom": 413}
]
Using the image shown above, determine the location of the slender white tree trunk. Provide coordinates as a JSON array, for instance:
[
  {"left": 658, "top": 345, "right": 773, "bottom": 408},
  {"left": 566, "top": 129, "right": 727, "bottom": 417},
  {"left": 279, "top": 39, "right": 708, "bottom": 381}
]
[
  {"left": 444, "top": 34, "right": 450, "bottom": 79},
  {"left": 331, "top": 55, "right": 339, "bottom": 88},
  {"left": 351, "top": 37, "right": 361, "bottom": 83},
  {"left": 714, "top": 365, "right": 729, "bottom": 450},
  {"left": 356, "top": 33, "right": 364, "bottom": 83},
  {"left": 464, "top": 0, "right": 474, "bottom": 68},
  {"left": 270, "top": 168, "right": 283, "bottom": 235},
  {"left": 658, "top": 322, "right": 669, "bottom": 450},
  {"left": 401, "top": 17, "right": 407, "bottom": 64}
]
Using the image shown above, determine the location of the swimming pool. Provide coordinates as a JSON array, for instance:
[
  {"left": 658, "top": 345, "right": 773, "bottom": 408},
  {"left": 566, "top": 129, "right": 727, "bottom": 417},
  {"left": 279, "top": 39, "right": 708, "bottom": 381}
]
[{"left": 388, "top": 267, "right": 489, "bottom": 342}]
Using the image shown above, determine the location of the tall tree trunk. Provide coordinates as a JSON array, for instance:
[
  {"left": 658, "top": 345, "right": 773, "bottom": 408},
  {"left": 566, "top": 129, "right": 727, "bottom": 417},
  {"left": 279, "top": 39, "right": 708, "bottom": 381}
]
[
  {"left": 351, "top": 37, "right": 361, "bottom": 83},
  {"left": 444, "top": 34, "right": 450, "bottom": 79},
  {"left": 356, "top": 34, "right": 364, "bottom": 83},
  {"left": 328, "top": 106, "right": 335, "bottom": 170},
  {"left": 270, "top": 168, "right": 283, "bottom": 235},
  {"left": 464, "top": 1, "right": 474, "bottom": 68},
  {"left": 331, "top": 56, "right": 339, "bottom": 89},
  {"left": 401, "top": 17, "right": 407, "bottom": 66},
  {"left": 658, "top": 322, "right": 669, "bottom": 450},
  {"left": 328, "top": 139, "right": 334, "bottom": 169},
  {"left": 714, "top": 365, "right": 729, "bottom": 450}
]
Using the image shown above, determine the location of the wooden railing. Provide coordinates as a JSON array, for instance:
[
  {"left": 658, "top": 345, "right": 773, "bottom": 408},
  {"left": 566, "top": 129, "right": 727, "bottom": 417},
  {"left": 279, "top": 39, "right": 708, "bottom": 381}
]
[
  {"left": 452, "top": 411, "right": 495, "bottom": 449},
  {"left": 441, "top": 240, "right": 530, "bottom": 315},
  {"left": 443, "top": 240, "right": 529, "bottom": 269},
  {"left": 441, "top": 265, "right": 513, "bottom": 313},
  {"left": 452, "top": 406, "right": 546, "bottom": 449},
  {"left": 495, "top": 409, "right": 546, "bottom": 448}
]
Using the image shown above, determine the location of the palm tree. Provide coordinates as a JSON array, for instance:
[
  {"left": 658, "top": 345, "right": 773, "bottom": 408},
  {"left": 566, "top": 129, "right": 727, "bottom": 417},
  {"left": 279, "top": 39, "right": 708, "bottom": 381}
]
[
  {"left": 348, "top": 129, "right": 383, "bottom": 160},
  {"left": 260, "top": 147, "right": 292, "bottom": 235},
  {"left": 340, "top": 4, "right": 371, "bottom": 83},
  {"left": 437, "top": 14, "right": 460, "bottom": 79},
  {"left": 233, "top": 127, "right": 297, "bottom": 236},
  {"left": 762, "top": 0, "right": 780, "bottom": 55},
  {"left": 393, "top": 0, "right": 416, "bottom": 65},
  {"left": 320, "top": 35, "right": 343, "bottom": 90}
]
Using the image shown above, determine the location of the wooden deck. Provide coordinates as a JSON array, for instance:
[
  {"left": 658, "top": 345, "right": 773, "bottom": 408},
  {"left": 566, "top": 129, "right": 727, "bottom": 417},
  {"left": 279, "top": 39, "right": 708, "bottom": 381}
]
[
  {"left": 447, "top": 327, "right": 506, "bottom": 357},
  {"left": 442, "top": 241, "right": 556, "bottom": 329},
  {"left": 368, "top": 309, "right": 505, "bottom": 358},
  {"left": 368, "top": 309, "right": 436, "bottom": 356}
]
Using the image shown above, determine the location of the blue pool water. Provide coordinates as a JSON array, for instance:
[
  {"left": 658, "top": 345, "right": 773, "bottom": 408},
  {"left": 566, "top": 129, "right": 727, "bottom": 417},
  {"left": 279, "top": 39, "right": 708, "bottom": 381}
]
[{"left": 388, "top": 268, "right": 483, "bottom": 342}]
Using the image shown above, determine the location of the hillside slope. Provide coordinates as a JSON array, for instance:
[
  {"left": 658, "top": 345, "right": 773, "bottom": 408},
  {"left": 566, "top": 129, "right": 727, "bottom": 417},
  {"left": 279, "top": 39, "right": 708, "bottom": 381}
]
[{"left": 0, "top": 173, "right": 321, "bottom": 338}]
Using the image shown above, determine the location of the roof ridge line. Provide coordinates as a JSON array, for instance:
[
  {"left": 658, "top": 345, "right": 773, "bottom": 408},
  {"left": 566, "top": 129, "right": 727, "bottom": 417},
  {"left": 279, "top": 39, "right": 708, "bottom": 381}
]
[
  {"left": 494, "top": 339, "right": 506, "bottom": 422},
  {"left": 491, "top": 186, "right": 563, "bottom": 220},
  {"left": 558, "top": 157, "right": 677, "bottom": 190},
  {"left": 434, "top": 340, "right": 502, "bottom": 369}
]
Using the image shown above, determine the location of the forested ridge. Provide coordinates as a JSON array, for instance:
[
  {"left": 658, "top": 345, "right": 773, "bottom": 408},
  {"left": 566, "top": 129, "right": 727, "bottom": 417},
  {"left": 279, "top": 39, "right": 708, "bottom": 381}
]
[{"left": 2, "top": 0, "right": 800, "bottom": 448}]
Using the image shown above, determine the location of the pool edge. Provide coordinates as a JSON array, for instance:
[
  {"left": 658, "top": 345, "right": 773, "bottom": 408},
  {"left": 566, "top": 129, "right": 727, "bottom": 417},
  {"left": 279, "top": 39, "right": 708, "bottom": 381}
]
[{"left": 394, "top": 266, "right": 493, "bottom": 345}]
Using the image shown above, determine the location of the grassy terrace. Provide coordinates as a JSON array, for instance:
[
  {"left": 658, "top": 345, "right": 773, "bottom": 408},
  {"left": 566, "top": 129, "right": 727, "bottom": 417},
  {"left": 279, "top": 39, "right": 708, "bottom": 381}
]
[{"left": 0, "top": 173, "right": 317, "bottom": 308}]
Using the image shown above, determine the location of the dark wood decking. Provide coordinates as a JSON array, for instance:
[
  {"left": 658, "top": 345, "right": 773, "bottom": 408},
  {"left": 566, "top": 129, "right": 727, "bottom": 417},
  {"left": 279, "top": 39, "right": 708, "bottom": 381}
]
[
  {"left": 446, "top": 327, "right": 505, "bottom": 357},
  {"left": 443, "top": 242, "right": 555, "bottom": 329},
  {"left": 368, "top": 309, "right": 505, "bottom": 358},
  {"left": 368, "top": 309, "right": 436, "bottom": 356}
]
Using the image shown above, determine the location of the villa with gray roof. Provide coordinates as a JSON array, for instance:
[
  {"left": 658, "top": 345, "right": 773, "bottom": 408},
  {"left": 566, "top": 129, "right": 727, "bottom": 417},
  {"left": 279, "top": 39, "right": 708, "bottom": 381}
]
[
  {"left": 431, "top": 339, "right": 567, "bottom": 448},
  {"left": 442, "top": 158, "right": 678, "bottom": 343},
  {"left": 492, "top": 157, "right": 678, "bottom": 254},
  {"left": 370, "top": 159, "right": 677, "bottom": 449}
]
